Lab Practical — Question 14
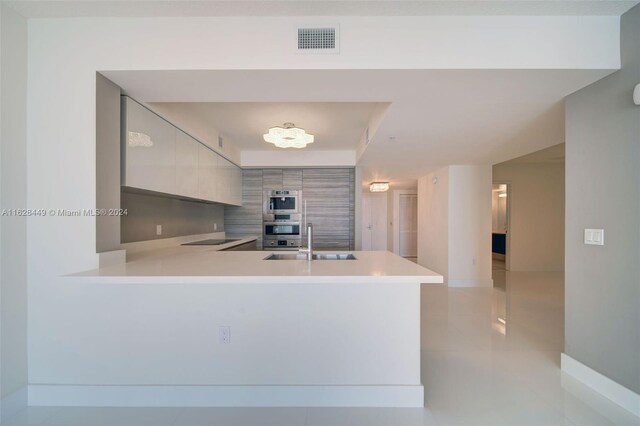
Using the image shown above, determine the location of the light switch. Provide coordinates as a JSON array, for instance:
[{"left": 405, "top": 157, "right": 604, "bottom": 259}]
[{"left": 584, "top": 229, "right": 604, "bottom": 246}]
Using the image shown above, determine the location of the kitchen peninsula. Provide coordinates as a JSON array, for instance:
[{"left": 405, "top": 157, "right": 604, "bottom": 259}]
[{"left": 43, "top": 249, "right": 442, "bottom": 408}]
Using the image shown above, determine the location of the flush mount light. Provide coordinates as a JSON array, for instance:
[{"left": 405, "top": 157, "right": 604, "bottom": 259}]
[
  {"left": 263, "top": 122, "right": 314, "bottom": 149},
  {"left": 369, "top": 182, "right": 389, "bottom": 192}
]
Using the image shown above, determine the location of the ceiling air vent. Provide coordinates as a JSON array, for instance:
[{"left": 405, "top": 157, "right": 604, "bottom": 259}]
[{"left": 297, "top": 26, "right": 339, "bottom": 54}]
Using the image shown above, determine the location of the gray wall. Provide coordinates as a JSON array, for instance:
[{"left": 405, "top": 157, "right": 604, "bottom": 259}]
[
  {"left": 96, "top": 73, "right": 121, "bottom": 253},
  {"left": 0, "top": 4, "right": 29, "bottom": 407},
  {"left": 493, "top": 161, "right": 565, "bottom": 272},
  {"left": 565, "top": 4, "right": 640, "bottom": 394},
  {"left": 121, "top": 191, "right": 225, "bottom": 243}
]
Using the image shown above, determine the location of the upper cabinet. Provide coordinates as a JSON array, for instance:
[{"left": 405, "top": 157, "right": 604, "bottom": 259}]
[
  {"left": 197, "top": 143, "right": 218, "bottom": 202},
  {"left": 175, "top": 130, "right": 200, "bottom": 200},
  {"left": 121, "top": 97, "right": 242, "bottom": 206},
  {"left": 122, "top": 97, "right": 177, "bottom": 195}
]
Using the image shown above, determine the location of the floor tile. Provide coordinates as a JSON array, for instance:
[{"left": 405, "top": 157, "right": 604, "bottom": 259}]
[
  {"left": 173, "top": 407, "right": 307, "bottom": 426},
  {"left": 0, "top": 407, "right": 60, "bottom": 426},
  {"left": 306, "top": 407, "right": 437, "bottom": 426},
  {"left": 42, "top": 407, "right": 182, "bottom": 426}
]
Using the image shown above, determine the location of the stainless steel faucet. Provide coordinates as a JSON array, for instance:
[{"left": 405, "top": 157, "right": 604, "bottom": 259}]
[{"left": 299, "top": 222, "right": 314, "bottom": 260}]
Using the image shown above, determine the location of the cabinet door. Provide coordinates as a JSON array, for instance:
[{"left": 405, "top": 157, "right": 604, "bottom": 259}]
[
  {"left": 175, "top": 130, "right": 199, "bottom": 199},
  {"left": 229, "top": 164, "right": 243, "bottom": 206},
  {"left": 123, "top": 98, "right": 176, "bottom": 194},
  {"left": 283, "top": 169, "right": 303, "bottom": 191},
  {"left": 197, "top": 144, "right": 218, "bottom": 202},
  {"left": 302, "top": 169, "right": 352, "bottom": 250},
  {"left": 217, "top": 156, "right": 232, "bottom": 204}
]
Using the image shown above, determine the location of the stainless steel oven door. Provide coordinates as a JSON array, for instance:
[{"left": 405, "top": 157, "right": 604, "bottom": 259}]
[{"left": 264, "top": 222, "right": 301, "bottom": 239}]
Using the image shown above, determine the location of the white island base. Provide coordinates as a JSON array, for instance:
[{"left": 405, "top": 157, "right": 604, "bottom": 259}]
[{"left": 32, "top": 251, "right": 442, "bottom": 408}]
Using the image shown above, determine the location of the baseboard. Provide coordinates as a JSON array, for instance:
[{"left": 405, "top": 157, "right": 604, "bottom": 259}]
[
  {"left": 1, "top": 386, "right": 27, "bottom": 422},
  {"left": 28, "top": 384, "right": 424, "bottom": 408},
  {"left": 448, "top": 278, "right": 493, "bottom": 287},
  {"left": 561, "top": 353, "right": 640, "bottom": 417}
]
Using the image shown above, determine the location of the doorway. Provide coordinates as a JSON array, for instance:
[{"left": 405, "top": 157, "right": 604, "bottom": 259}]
[
  {"left": 492, "top": 183, "right": 510, "bottom": 288},
  {"left": 391, "top": 190, "right": 418, "bottom": 262},
  {"left": 362, "top": 192, "right": 388, "bottom": 250}
]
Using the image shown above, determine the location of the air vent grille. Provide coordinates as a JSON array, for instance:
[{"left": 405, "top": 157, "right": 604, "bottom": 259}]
[{"left": 298, "top": 27, "right": 336, "bottom": 50}]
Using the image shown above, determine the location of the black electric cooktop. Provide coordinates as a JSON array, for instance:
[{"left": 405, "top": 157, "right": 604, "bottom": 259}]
[{"left": 182, "top": 239, "right": 241, "bottom": 246}]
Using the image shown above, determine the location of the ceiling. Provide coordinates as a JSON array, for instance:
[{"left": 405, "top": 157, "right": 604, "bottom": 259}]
[
  {"left": 501, "top": 143, "right": 565, "bottom": 164},
  {"left": 104, "top": 69, "right": 613, "bottom": 189},
  {"left": 7, "top": 0, "right": 640, "bottom": 18},
  {"left": 148, "top": 102, "right": 384, "bottom": 151}
]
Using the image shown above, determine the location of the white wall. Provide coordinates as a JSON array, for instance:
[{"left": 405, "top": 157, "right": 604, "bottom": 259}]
[
  {"left": 447, "top": 166, "right": 493, "bottom": 287},
  {"left": 417, "top": 169, "right": 449, "bottom": 282},
  {"left": 417, "top": 166, "right": 492, "bottom": 286},
  {"left": 24, "top": 14, "right": 619, "bottom": 390},
  {"left": 0, "top": 3, "right": 28, "bottom": 417},
  {"left": 493, "top": 162, "right": 565, "bottom": 271}
]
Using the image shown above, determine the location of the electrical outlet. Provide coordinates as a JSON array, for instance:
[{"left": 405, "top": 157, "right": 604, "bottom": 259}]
[
  {"left": 214, "top": 223, "right": 217, "bottom": 231},
  {"left": 218, "top": 326, "right": 231, "bottom": 344},
  {"left": 156, "top": 225, "right": 162, "bottom": 236}
]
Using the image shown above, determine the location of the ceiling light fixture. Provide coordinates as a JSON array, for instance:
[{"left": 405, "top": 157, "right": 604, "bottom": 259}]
[
  {"left": 369, "top": 182, "right": 389, "bottom": 192},
  {"left": 498, "top": 193, "right": 507, "bottom": 198},
  {"left": 263, "top": 122, "right": 314, "bottom": 149}
]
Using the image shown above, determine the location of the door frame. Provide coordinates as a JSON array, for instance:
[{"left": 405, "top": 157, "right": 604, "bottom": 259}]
[{"left": 392, "top": 189, "right": 418, "bottom": 256}]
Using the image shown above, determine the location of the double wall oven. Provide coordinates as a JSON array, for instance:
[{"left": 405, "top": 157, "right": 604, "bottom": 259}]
[{"left": 263, "top": 190, "right": 302, "bottom": 250}]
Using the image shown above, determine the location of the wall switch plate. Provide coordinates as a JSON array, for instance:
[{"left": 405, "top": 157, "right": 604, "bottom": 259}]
[
  {"left": 218, "top": 326, "right": 231, "bottom": 344},
  {"left": 584, "top": 229, "right": 604, "bottom": 245},
  {"left": 156, "top": 225, "right": 162, "bottom": 236},
  {"left": 214, "top": 223, "right": 217, "bottom": 231}
]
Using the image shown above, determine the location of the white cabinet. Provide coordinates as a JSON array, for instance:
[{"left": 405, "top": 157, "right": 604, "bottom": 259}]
[
  {"left": 216, "top": 156, "right": 232, "bottom": 205},
  {"left": 229, "top": 163, "right": 242, "bottom": 206},
  {"left": 197, "top": 143, "right": 218, "bottom": 202},
  {"left": 122, "top": 97, "right": 176, "bottom": 195},
  {"left": 122, "top": 96, "right": 242, "bottom": 206},
  {"left": 175, "top": 130, "right": 199, "bottom": 199}
]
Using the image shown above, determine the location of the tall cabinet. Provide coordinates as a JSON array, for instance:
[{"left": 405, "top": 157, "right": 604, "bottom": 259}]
[
  {"left": 121, "top": 97, "right": 242, "bottom": 206},
  {"left": 225, "top": 168, "right": 355, "bottom": 250}
]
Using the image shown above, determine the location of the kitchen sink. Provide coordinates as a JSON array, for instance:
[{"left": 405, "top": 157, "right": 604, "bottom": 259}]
[{"left": 264, "top": 253, "right": 357, "bottom": 261}]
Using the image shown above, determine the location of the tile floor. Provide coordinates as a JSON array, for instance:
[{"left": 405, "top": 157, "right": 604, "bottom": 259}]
[{"left": 3, "top": 265, "right": 639, "bottom": 426}]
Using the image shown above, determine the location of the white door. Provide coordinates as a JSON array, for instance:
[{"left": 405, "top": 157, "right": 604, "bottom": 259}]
[
  {"left": 399, "top": 194, "right": 418, "bottom": 258},
  {"left": 362, "top": 192, "right": 387, "bottom": 251}
]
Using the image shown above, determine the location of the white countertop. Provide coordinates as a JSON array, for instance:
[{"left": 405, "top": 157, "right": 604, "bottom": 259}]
[{"left": 71, "top": 247, "right": 443, "bottom": 285}]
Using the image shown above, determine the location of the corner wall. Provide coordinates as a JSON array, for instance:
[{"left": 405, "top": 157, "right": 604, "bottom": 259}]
[
  {"left": 564, "top": 3, "right": 640, "bottom": 396},
  {"left": 417, "top": 166, "right": 492, "bottom": 286},
  {"left": 0, "top": 4, "right": 28, "bottom": 419},
  {"left": 493, "top": 161, "right": 565, "bottom": 271},
  {"left": 417, "top": 168, "right": 449, "bottom": 281}
]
